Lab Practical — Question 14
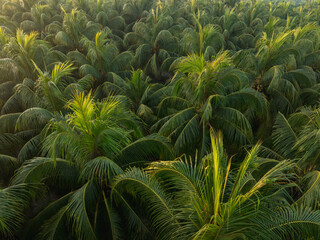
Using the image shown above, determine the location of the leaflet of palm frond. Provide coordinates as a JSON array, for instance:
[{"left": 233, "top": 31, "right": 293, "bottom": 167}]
[
  {"left": 0, "top": 27, "right": 8, "bottom": 47},
  {"left": 217, "top": 69, "right": 251, "bottom": 92},
  {"left": 231, "top": 20, "right": 247, "bottom": 37},
  {"left": 109, "top": 32, "right": 124, "bottom": 47},
  {"left": 14, "top": 129, "right": 38, "bottom": 143},
  {"left": 172, "top": 114, "right": 201, "bottom": 154},
  {"left": 127, "top": 69, "right": 150, "bottom": 96},
  {"left": 0, "top": 100, "right": 4, "bottom": 113},
  {"left": 112, "top": 190, "right": 154, "bottom": 240},
  {"left": 0, "top": 113, "right": 20, "bottom": 134},
  {"left": 17, "top": 134, "right": 41, "bottom": 164},
  {"left": 109, "top": 95, "right": 135, "bottom": 113},
  {"left": 225, "top": 39, "right": 236, "bottom": 51},
  {"left": 54, "top": 31, "right": 74, "bottom": 47},
  {"left": 205, "top": 27, "right": 225, "bottom": 49},
  {"left": 122, "top": 21, "right": 135, "bottom": 33},
  {"left": 0, "top": 133, "right": 25, "bottom": 156}
]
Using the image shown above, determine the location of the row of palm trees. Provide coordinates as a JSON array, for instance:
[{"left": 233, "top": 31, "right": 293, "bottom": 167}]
[{"left": 0, "top": 0, "right": 320, "bottom": 239}]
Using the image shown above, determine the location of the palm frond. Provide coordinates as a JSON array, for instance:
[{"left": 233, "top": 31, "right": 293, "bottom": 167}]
[
  {"left": 0, "top": 183, "right": 41, "bottom": 238},
  {"left": 80, "top": 156, "right": 123, "bottom": 185},
  {"left": 66, "top": 181, "right": 98, "bottom": 240},
  {"left": 113, "top": 167, "right": 177, "bottom": 240}
]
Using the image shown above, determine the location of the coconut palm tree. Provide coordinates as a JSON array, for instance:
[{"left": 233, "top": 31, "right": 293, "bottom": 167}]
[
  {"left": 8, "top": 91, "right": 173, "bottom": 239},
  {"left": 179, "top": 14, "right": 225, "bottom": 58},
  {"left": 114, "top": 129, "right": 320, "bottom": 239},
  {"left": 97, "top": 69, "right": 162, "bottom": 125},
  {"left": 262, "top": 107, "right": 320, "bottom": 211},
  {"left": 123, "top": 11, "right": 180, "bottom": 81},
  {"left": 0, "top": 61, "right": 75, "bottom": 185},
  {"left": 0, "top": 0, "right": 320, "bottom": 239},
  {"left": 153, "top": 52, "right": 267, "bottom": 156},
  {"left": 0, "top": 29, "right": 49, "bottom": 82}
]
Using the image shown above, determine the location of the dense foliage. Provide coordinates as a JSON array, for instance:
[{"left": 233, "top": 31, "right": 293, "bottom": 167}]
[{"left": 0, "top": 0, "right": 320, "bottom": 239}]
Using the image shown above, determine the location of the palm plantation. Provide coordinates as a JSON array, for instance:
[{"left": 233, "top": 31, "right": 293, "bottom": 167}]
[{"left": 0, "top": 0, "right": 320, "bottom": 239}]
